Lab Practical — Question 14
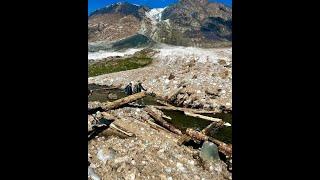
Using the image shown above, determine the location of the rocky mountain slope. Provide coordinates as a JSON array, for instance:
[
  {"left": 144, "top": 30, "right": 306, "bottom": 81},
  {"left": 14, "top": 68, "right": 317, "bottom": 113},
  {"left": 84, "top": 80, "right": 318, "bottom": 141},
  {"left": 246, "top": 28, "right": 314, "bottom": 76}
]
[
  {"left": 88, "top": 0, "right": 232, "bottom": 47},
  {"left": 88, "top": 2, "right": 149, "bottom": 42},
  {"left": 88, "top": 34, "right": 155, "bottom": 52},
  {"left": 153, "top": 0, "right": 232, "bottom": 47}
]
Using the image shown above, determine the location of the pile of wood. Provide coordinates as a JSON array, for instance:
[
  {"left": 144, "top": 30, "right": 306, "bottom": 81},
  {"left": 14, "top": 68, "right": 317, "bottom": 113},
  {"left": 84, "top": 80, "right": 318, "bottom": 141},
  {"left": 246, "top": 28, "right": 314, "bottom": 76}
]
[
  {"left": 88, "top": 91, "right": 232, "bottom": 157},
  {"left": 150, "top": 101, "right": 232, "bottom": 157}
]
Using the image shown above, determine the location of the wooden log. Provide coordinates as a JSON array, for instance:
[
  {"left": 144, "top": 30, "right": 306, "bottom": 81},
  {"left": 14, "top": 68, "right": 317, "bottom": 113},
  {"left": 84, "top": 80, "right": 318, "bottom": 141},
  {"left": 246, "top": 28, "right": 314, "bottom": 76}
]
[
  {"left": 184, "top": 111, "right": 231, "bottom": 127},
  {"left": 184, "top": 111, "right": 221, "bottom": 122},
  {"left": 151, "top": 105, "right": 217, "bottom": 114},
  {"left": 201, "top": 122, "right": 215, "bottom": 134},
  {"left": 109, "top": 123, "right": 134, "bottom": 137},
  {"left": 97, "top": 112, "right": 135, "bottom": 137},
  {"left": 103, "top": 92, "right": 146, "bottom": 110},
  {"left": 208, "top": 137, "right": 232, "bottom": 157},
  {"left": 201, "top": 121, "right": 225, "bottom": 135},
  {"left": 145, "top": 106, "right": 182, "bottom": 135},
  {"left": 186, "top": 128, "right": 232, "bottom": 157},
  {"left": 186, "top": 128, "right": 209, "bottom": 141},
  {"left": 162, "top": 114, "right": 172, "bottom": 120}
]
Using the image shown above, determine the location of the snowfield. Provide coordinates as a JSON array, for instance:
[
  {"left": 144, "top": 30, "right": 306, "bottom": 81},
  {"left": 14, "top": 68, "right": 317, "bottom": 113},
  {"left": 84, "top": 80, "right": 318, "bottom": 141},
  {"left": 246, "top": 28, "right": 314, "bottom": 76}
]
[
  {"left": 88, "top": 44, "right": 231, "bottom": 63},
  {"left": 88, "top": 48, "right": 143, "bottom": 60},
  {"left": 154, "top": 45, "right": 231, "bottom": 63},
  {"left": 145, "top": 8, "right": 165, "bottom": 25}
]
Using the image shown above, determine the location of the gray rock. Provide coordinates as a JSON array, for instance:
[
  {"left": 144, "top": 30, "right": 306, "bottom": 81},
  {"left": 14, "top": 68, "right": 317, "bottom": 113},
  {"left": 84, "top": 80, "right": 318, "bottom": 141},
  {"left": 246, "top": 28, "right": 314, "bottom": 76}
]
[
  {"left": 97, "top": 147, "right": 116, "bottom": 164},
  {"left": 199, "top": 141, "right": 220, "bottom": 162}
]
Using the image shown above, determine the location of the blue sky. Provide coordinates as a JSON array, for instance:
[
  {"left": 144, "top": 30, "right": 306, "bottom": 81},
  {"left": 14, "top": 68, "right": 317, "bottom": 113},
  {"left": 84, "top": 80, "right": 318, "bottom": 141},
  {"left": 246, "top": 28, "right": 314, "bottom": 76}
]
[{"left": 88, "top": 0, "right": 232, "bottom": 14}]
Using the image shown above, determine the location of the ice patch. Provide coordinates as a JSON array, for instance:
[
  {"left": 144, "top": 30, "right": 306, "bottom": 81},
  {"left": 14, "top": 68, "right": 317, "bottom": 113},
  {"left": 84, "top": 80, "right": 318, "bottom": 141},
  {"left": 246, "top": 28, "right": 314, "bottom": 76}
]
[
  {"left": 88, "top": 48, "right": 143, "bottom": 60},
  {"left": 153, "top": 45, "right": 231, "bottom": 63},
  {"left": 145, "top": 8, "right": 165, "bottom": 24},
  {"left": 88, "top": 167, "right": 100, "bottom": 180}
]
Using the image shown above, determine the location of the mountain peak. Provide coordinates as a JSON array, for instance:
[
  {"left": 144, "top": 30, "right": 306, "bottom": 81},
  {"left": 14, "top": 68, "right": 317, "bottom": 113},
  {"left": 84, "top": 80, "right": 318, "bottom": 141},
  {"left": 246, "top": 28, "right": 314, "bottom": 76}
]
[
  {"left": 90, "top": 2, "right": 149, "bottom": 18},
  {"left": 179, "top": 0, "right": 209, "bottom": 5}
]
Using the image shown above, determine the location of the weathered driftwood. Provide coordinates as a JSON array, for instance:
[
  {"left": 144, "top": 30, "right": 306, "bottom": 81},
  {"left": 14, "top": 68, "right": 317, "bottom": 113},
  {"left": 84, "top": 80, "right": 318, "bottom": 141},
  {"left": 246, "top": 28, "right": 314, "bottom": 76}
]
[
  {"left": 186, "top": 128, "right": 209, "bottom": 141},
  {"left": 201, "top": 121, "right": 225, "bottom": 135},
  {"left": 96, "top": 112, "right": 134, "bottom": 137},
  {"left": 151, "top": 105, "right": 217, "bottom": 114},
  {"left": 184, "top": 111, "right": 221, "bottom": 122},
  {"left": 145, "top": 106, "right": 182, "bottom": 135},
  {"left": 184, "top": 111, "right": 231, "bottom": 127},
  {"left": 151, "top": 105, "right": 230, "bottom": 126},
  {"left": 186, "top": 128, "right": 232, "bottom": 157},
  {"left": 103, "top": 92, "right": 146, "bottom": 110},
  {"left": 110, "top": 123, "right": 134, "bottom": 137},
  {"left": 162, "top": 114, "right": 172, "bottom": 120},
  {"left": 208, "top": 137, "right": 232, "bottom": 157}
]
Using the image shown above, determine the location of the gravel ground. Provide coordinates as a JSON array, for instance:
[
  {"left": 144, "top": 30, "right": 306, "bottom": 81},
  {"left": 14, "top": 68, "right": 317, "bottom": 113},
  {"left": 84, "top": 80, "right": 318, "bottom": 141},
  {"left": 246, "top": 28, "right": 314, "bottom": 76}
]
[{"left": 88, "top": 107, "right": 231, "bottom": 180}]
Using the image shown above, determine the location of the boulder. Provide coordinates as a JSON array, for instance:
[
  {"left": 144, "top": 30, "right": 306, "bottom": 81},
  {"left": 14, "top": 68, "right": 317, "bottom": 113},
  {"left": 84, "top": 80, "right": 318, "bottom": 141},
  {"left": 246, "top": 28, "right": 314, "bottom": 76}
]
[{"left": 199, "top": 141, "right": 220, "bottom": 162}]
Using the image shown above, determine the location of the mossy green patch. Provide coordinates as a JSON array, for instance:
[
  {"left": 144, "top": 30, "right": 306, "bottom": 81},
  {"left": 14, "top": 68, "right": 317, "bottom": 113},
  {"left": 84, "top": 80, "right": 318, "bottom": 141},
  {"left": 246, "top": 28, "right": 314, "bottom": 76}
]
[{"left": 88, "top": 56, "right": 152, "bottom": 77}]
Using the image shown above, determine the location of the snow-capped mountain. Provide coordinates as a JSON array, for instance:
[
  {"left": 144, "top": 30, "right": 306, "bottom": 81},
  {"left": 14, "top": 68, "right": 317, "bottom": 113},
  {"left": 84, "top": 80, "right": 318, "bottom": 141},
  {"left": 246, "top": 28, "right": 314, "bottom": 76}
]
[{"left": 88, "top": 0, "right": 232, "bottom": 48}]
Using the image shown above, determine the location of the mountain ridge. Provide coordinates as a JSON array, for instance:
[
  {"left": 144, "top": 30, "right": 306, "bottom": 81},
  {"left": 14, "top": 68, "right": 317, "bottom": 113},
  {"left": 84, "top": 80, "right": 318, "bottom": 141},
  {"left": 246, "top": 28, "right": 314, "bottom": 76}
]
[{"left": 88, "top": 1, "right": 232, "bottom": 47}]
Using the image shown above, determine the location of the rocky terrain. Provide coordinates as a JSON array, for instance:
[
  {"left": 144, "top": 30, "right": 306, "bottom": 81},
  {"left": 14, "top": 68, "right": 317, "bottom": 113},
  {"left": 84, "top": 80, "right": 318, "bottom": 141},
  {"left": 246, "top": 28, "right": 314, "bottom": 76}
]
[
  {"left": 89, "top": 45, "right": 232, "bottom": 113},
  {"left": 88, "top": 108, "right": 231, "bottom": 180}
]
